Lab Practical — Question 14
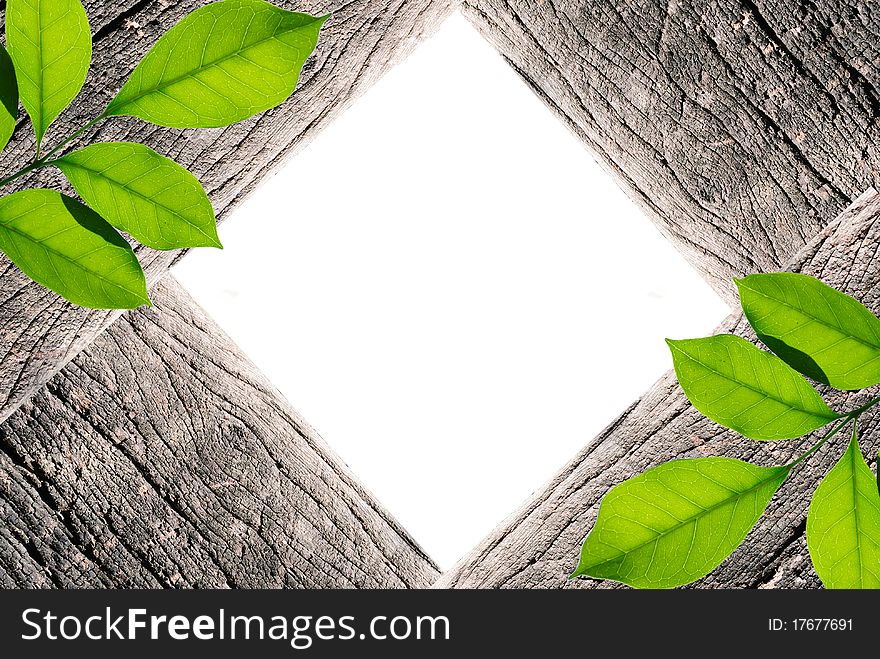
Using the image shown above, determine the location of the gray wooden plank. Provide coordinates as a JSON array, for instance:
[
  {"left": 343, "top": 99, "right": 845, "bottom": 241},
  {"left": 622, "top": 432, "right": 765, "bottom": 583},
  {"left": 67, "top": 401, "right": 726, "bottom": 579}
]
[
  {"left": 462, "top": 0, "right": 879, "bottom": 302},
  {"left": 0, "top": 0, "right": 459, "bottom": 422},
  {"left": 0, "top": 276, "right": 438, "bottom": 588},
  {"left": 436, "top": 189, "right": 880, "bottom": 588}
]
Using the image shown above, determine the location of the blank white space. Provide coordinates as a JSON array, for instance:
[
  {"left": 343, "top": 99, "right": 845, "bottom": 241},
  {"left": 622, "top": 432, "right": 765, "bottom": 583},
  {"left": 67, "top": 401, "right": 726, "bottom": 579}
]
[{"left": 174, "top": 12, "right": 729, "bottom": 571}]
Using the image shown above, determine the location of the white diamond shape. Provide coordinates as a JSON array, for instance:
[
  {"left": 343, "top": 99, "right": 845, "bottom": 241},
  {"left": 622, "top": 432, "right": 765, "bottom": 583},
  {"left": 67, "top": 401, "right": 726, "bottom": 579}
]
[{"left": 174, "top": 12, "right": 729, "bottom": 570}]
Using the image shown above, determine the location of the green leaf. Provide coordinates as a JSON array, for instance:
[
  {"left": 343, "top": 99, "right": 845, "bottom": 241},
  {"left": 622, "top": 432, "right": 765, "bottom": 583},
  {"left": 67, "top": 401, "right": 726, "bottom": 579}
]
[
  {"left": 807, "top": 424, "right": 880, "bottom": 588},
  {"left": 56, "top": 142, "right": 221, "bottom": 250},
  {"left": 5, "top": 0, "right": 92, "bottom": 149},
  {"left": 667, "top": 335, "right": 840, "bottom": 440},
  {"left": 0, "top": 44, "right": 18, "bottom": 153},
  {"left": 104, "top": 0, "right": 327, "bottom": 128},
  {"left": 572, "top": 457, "right": 790, "bottom": 588},
  {"left": 736, "top": 272, "right": 880, "bottom": 390},
  {"left": 0, "top": 189, "right": 149, "bottom": 309}
]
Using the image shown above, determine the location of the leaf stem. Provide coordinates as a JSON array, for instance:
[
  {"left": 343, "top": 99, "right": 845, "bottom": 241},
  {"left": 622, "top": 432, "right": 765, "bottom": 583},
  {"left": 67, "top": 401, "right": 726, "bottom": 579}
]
[
  {"left": 787, "top": 416, "right": 852, "bottom": 468},
  {"left": 0, "top": 161, "right": 43, "bottom": 187},
  {"left": 39, "top": 114, "right": 107, "bottom": 163},
  {"left": 0, "top": 114, "right": 107, "bottom": 189},
  {"left": 787, "top": 391, "right": 880, "bottom": 468},
  {"left": 845, "top": 392, "right": 880, "bottom": 418}
]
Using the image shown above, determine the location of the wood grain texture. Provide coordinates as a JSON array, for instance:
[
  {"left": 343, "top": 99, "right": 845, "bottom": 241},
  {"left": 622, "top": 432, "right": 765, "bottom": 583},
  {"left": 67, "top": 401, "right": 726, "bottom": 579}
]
[
  {"left": 436, "top": 189, "right": 880, "bottom": 589},
  {"left": 0, "top": 277, "right": 438, "bottom": 588},
  {"left": 462, "top": 0, "right": 880, "bottom": 302},
  {"left": 0, "top": 0, "right": 459, "bottom": 423}
]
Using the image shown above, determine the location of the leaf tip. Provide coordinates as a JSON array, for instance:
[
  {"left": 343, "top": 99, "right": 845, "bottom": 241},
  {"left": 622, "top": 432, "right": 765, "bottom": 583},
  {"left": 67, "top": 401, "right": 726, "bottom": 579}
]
[{"left": 569, "top": 559, "right": 588, "bottom": 580}]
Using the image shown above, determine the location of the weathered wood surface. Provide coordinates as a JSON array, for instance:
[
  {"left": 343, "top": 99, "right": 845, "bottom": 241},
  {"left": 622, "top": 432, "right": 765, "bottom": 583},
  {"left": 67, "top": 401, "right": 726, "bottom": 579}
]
[
  {"left": 436, "top": 190, "right": 880, "bottom": 589},
  {"left": 0, "top": 277, "right": 438, "bottom": 588},
  {"left": 463, "top": 0, "right": 880, "bottom": 302},
  {"left": 0, "top": 0, "right": 460, "bottom": 423}
]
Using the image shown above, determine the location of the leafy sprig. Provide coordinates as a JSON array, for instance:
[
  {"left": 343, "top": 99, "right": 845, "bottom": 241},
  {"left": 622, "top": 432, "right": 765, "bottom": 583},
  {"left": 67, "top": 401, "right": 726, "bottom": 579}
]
[
  {"left": 573, "top": 273, "right": 880, "bottom": 589},
  {"left": 0, "top": 0, "right": 326, "bottom": 308}
]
